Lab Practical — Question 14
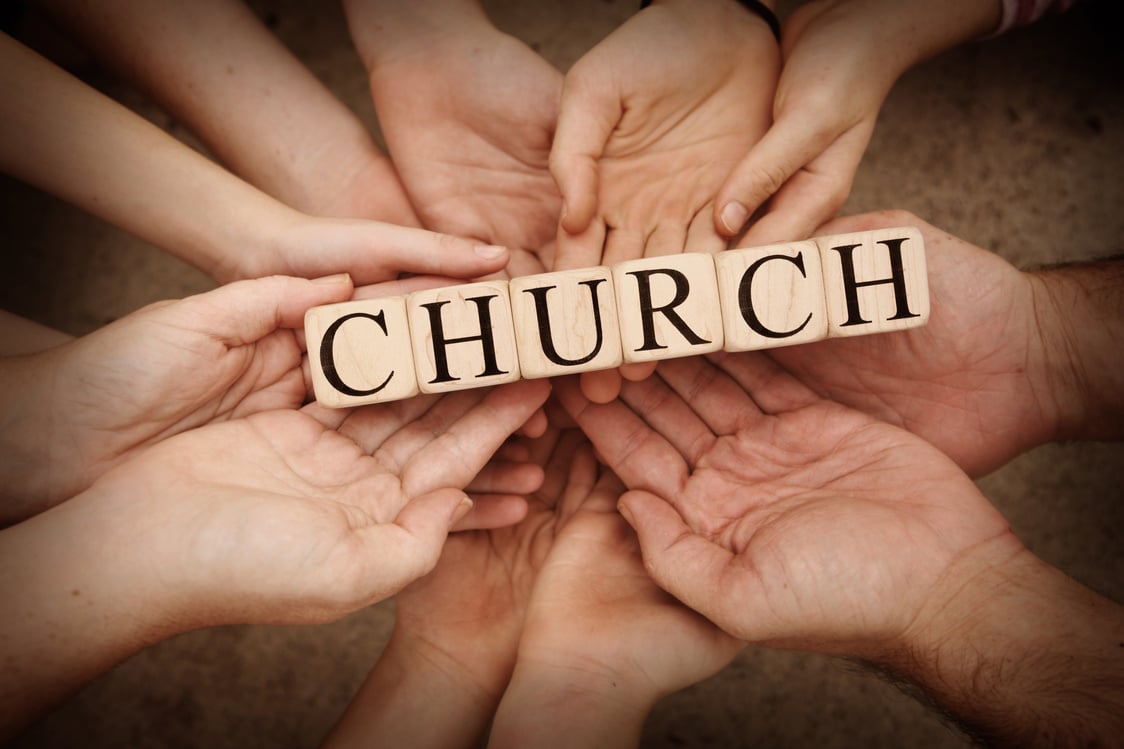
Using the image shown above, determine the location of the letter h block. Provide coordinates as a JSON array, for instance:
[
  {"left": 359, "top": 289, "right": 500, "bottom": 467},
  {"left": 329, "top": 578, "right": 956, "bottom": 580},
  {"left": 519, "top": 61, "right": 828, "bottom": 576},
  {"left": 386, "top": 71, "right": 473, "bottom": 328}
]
[
  {"left": 407, "top": 280, "right": 521, "bottom": 394},
  {"left": 614, "top": 253, "right": 725, "bottom": 363},
  {"left": 816, "top": 226, "right": 930, "bottom": 337},
  {"left": 305, "top": 296, "right": 419, "bottom": 408},
  {"left": 509, "top": 267, "right": 623, "bottom": 379}
]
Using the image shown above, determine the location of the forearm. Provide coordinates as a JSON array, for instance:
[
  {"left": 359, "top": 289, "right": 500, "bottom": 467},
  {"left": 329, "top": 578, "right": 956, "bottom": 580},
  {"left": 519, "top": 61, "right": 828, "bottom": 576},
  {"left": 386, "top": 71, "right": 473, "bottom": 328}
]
[
  {"left": 0, "top": 310, "right": 72, "bottom": 355},
  {"left": 488, "top": 659, "right": 656, "bottom": 749},
  {"left": 322, "top": 629, "right": 501, "bottom": 749},
  {"left": 30, "top": 0, "right": 416, "bottom": 223},
  {"left": 882, "top": 544, "right": 1124, "bottom": 747},
  {"left": 784, "top": 0, "right": 1002, "bottom": 78},
  {"left": 0, "top": 490, "right": 182, "bottom": 739},
  {"left": 0, "top": 34, "right": 300, "bottom": 279},
  {"left": 1030, "top": 258, "right": 1124, "bottom": 442}
]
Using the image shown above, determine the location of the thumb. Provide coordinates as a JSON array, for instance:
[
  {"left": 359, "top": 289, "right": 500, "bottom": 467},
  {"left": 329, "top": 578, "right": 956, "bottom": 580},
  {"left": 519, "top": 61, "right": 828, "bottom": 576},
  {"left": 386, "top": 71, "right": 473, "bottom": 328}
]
[
  {"left": 172, "top": 274, "right": 354, "bottom": 347},
  {"left": 713, "top": 114, "right": 839, "bottom": 237},
  {"left": 618, "top": 490, "right": 752, "bottom": 639},
  {"left": 550, "top": 69, "right": 621, "bottom": 236},
  {"left": 348, "top": 489, "right": 472, "bottom": 602}
]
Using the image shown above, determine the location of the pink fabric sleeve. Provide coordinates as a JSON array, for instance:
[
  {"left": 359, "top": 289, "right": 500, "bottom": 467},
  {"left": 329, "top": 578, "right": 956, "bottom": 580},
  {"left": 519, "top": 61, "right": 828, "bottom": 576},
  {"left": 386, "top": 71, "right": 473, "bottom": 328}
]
[{"left": 995, "top": 0, "right": 1077, "bottom": 34}]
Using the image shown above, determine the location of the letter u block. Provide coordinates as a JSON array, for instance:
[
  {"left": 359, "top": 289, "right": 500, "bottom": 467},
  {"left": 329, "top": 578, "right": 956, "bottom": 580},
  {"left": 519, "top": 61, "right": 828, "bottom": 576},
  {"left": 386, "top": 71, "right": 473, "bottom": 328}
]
[
  {"left": 509, "top": 267, "right": 623, "bottom": 379},
  {"left": 407, "top": 280, "right": 521, "bottom": 394},
  {"left": 715, "top": 241, "right": 828, "bottom": 351},
  {"left": 614, "top": 253, "right": 724, "bottom": 364},
  {"left": 305, "top": 296, "right": 419, "bottom": 408},
  {"left": 816, "top": 226, "right": 929, "bottom": 337}
]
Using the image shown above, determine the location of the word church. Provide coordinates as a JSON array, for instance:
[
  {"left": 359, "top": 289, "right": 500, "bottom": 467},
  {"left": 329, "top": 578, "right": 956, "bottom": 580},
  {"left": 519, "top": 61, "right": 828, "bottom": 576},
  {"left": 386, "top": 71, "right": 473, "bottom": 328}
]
[{"left": 305, "top": 226, "right": 929, "bottom": 407}]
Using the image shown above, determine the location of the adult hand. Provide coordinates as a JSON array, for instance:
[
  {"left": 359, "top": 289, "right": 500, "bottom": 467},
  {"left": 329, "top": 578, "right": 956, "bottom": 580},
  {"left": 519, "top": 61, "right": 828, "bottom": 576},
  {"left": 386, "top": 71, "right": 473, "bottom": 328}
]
[
  {"left": 714, "top": 0, "right": 1001, "bottom": 244},
  {"left": 557, "top": 353, "right": 1015, "bottom": 654},
  {"left": 767, "top": 210, "right": 1072, "bottom": 476},
  {"left": 551, "top": 0, "right": 780, "bottom": 268},
  {"left": 488, "top": 457, "right": 742, "bottom": 748},
  {"left": 346, "top": 0, "right": 562, "bottom": 253},
  {"left": 0, "top": 378, "right": 549, "bottom": 737}
]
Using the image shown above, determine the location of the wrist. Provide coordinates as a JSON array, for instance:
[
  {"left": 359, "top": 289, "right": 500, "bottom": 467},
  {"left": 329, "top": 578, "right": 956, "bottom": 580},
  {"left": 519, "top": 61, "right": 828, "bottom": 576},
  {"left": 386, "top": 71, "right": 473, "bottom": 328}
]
[
  {"left": 489, "top": 657, "right": 658, "bottom": 749},
  {"left": 1027, "top": 260, "right": 1124, "bottom": 442},
  {"left": 343, "top": 0, "right": 490, "bottom": 71},
  {"left": 385, "top": 626, "right": 513, "bottom": 706},
  {"left": 879, "top": 537, "right": 1124, "bottom": 745},
  {"left": 323, "top": 627, "right": 504, "bottom": 749}
]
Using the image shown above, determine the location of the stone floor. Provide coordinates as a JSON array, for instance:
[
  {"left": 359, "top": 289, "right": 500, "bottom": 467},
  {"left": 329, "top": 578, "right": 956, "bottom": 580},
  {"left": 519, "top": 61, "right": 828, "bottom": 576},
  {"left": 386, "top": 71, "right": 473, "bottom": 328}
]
[{"left": 2, "top": 1, "right": 1122, "bottom": 747}]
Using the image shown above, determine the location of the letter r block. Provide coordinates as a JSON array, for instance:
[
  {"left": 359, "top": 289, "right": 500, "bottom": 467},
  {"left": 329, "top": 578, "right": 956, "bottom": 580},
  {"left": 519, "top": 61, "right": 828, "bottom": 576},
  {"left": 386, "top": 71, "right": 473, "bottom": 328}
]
[
  {"left": 817, "top": 227, "right": 930, "bottom": 338},
  {"left": 509, "top": 267, "right": 623, "bottom": 379},
  {"left": 305, "top": 297, "right": 419, "bottom": 408},
  {"left": 614, "top": 253, "right": 724, "bottom": 364},
  {"left": 407, "top": 280, "right": 521, "bottom": 394},
  {"left": 715, "top": 241, "right": 828, "bottom": 351}
]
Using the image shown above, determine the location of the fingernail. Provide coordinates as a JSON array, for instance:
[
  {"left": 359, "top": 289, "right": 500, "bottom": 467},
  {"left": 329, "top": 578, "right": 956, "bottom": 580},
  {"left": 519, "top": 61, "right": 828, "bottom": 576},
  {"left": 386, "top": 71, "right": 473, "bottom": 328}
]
[
  {"left": 474, "top": 244, "right": 508, "bottom": 259},
  {"left": 450, "top": 496, "right": 474, "bottom": 525},
  {"left": 617, "top": 497, "right": 636, "bottom": 526},
  {"left": 720, "top": 201, "right": 750, "bottom": 234},
  {"left": 312, "top": 272, "right": 351, "bottom": 285}
]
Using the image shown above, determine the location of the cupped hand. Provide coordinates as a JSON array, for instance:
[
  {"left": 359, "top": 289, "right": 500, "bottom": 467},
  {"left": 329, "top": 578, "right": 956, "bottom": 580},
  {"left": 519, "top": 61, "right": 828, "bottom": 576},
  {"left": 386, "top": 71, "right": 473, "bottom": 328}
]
[
  {"left": 359, "top": 9, "right": 562, "bottom": 253},
  {"left": 387, "top": 428, "right": 590, "bottom": 703},
  {"left": 0, "top": 275, "right": 353, "bottom": 521},
  {"left": 557, "top": 353, "right": 1017, "bottom": 654},
  {"left": 72, "top": 378, "right": 551, "bottom": 627},
  {"left": 768, "top": 210, "right": 1063, "bottom": 476},
  {"left": 551, "top": 0, "right": 780, "bottom": 269},
  {"left": 516, "top": 458, "right": 742, "bottom": 699}
]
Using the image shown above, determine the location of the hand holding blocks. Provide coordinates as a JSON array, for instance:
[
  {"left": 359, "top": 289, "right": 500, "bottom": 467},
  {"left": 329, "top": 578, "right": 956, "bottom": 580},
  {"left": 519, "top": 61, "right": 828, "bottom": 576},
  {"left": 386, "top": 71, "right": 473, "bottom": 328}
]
[{"left": 305, "top": 226, "right": 930, "bottom": 407}]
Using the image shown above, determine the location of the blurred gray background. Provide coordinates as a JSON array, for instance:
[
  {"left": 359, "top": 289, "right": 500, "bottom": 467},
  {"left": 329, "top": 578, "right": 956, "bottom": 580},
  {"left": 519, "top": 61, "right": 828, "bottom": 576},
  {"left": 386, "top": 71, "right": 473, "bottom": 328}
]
[{"left": 2, "top": 0, "right": 1122, "bottom": 746}]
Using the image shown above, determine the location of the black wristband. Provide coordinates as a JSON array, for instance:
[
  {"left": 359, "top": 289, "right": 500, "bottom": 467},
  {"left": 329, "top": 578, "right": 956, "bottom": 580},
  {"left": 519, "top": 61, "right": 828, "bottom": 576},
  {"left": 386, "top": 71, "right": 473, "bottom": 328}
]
[{"left": 639, "top": 0, "right": 781, "bottom": 43}]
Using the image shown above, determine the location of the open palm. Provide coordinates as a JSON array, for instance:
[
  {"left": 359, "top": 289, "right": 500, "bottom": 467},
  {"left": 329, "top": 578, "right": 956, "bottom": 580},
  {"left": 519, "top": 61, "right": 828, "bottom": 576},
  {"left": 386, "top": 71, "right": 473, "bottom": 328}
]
[
  {"left": 559, "top": 353, "right": 1015, "bottom": 652},
  {"left": 551, "top": 0, "right": 779, "bottom": 268},
  {"left": 770, "top": 210, "right": 1059, "bottom": 476},
  {"left": 368, "top": 25, "right": 561, "bottom": 251},
  {"left": 79, "top": 379, "right": 550, "bottom": 627}
]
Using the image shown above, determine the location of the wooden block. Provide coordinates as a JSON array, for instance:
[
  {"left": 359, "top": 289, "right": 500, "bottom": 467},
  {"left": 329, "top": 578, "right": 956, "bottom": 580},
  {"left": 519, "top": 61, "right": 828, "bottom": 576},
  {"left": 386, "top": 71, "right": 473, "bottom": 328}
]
[
  {"left": 613, "top": 253, "right": 724, "bottom": 364},
  {"left": 407, "top": 280, "right": 521, "bottom": 394},
  {"left": 509, "top": 266, "right": 623, "bottom": 379},
  {"left": 716, "top": 240, "right": 828, "bottom": 351},
  {"left": 817, "top": 226, "right": 929, "bottom": 337},
  {"left": 305, "top": 296, "right": 418, "bottom": 408}
]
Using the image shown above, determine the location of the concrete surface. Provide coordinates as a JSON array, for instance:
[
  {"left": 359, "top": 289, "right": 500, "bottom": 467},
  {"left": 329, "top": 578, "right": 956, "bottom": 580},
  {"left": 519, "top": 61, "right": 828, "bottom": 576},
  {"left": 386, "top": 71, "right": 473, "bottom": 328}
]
[{"left": 2, "top": 0, "right": 1122, "bottom": 747}]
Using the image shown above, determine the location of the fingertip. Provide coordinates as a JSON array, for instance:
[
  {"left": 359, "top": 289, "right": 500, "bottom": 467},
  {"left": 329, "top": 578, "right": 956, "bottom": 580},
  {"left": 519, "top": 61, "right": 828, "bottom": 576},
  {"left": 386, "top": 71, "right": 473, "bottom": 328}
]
[
  {"left": 580, "top": 369, "right": 622, "bottom": 404},
  {"left": 717, "top": 201, "right": 751, "bottom": 237},
  {"left": 619, "top": 361, "right": 658, "bottom": 382},
  {"left": 449, "top": 496, "right": 474, "bottom": 527}
]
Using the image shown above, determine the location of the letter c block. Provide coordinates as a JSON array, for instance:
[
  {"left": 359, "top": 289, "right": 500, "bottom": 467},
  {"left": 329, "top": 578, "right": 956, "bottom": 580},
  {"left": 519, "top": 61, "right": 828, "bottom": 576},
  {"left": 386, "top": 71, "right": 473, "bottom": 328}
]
[
  {"left": 716, "top": 240, "right": 828, "bottom": 351},
  {"left": 305, "top": 297, "right": 419, "bottom": 408}
]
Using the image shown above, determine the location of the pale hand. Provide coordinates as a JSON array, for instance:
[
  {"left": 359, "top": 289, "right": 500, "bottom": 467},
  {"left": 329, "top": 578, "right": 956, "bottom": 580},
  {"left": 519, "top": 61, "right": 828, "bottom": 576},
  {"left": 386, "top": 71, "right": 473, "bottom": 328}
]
[
  {"left": 551, "top": 0, "right": 780, "bottom": 269},
  {"left": 73, "top": 378, "right": 551, "bottom": 627},
  {"left": 364, "top": 16, "right": 562, "bottom": 252}
]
